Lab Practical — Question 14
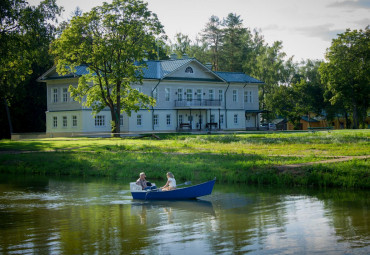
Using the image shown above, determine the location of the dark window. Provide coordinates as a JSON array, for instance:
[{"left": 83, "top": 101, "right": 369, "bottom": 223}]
[{"left": 185, "top": 66, "right": 193, "bottom": 73}]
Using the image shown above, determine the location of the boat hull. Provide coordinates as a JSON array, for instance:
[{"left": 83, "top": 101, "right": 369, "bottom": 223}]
[{"left": 131, "top": 179, "right": 216, "bottom": 200}]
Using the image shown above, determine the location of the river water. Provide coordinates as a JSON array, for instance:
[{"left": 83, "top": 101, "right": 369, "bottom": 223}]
[{"left": 0, "top": 174, "right": 369, "bottom": 254}]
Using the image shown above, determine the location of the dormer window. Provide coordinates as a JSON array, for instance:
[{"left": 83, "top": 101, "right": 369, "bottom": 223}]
[{"left": 185, "top": 66, "right": 193, "bottom": 74}]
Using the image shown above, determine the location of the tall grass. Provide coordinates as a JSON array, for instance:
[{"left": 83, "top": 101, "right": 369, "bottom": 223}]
[{"left": 0, "top": 130, "right": 369, "bottom": 188}]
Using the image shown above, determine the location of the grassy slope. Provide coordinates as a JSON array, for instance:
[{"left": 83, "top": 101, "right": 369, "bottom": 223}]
[{"left": 0, "top": 130, "right": 369, "bottom": 188}]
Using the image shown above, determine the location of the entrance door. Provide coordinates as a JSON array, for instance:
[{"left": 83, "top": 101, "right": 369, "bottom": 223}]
[{"left": 245, "top": 114, "right": 255, "bottom": 128}]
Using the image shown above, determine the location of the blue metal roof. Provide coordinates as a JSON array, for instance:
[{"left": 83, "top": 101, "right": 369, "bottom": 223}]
[
  {"left": 39, "top": 58, "right": 263, "bottom": 84},
  {"left": 215, "top": 71, "right": 263, "bottom": 84}
]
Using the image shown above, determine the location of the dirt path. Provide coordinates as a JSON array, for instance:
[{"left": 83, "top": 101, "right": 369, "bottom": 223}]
[{"left": 275, "top": 155, "right": 370, "bottom": 172}]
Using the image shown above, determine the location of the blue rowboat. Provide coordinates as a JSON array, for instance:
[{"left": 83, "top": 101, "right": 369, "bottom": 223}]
[{"left": 131, "top": 178, "right": 216, "bottom": 200}]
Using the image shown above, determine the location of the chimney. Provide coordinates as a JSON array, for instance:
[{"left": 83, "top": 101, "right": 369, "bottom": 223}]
[
  {"left": 182, "top": 53, "right": 189, "bottom": 59},
  {"left": 205, "top": 63, "right": 212, "bottom": 70},
  {"left": 170, "top": 53, "right": 177, "bottom": 60}
]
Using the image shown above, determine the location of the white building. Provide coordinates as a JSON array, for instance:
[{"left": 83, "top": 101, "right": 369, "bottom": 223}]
[{"left": 37, "top": 57, "right": 263, "bottom": 136}]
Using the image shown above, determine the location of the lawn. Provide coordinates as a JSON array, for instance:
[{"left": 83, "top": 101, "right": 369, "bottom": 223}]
[{"left": 0, "top": 130, "right": 369, "bottom": 188}]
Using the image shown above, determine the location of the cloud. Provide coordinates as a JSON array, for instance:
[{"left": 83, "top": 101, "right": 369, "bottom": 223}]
[
  {"left": 355, "top": 18, "right": 370, "bottom": 27},
  {"left": 327, "top": 0, "right": 370, "bottom": 9},
  {"left": 295, "top": 24, "right": 345, "bottom": 41}
]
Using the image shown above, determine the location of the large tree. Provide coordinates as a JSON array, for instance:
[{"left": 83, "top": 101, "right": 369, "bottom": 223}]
[
  {"left": 51, "top": 0, "right": 164, "bottom": 136},
  {"left": 319, "top": 27, "right": 370, "bottom": 129},
  {"left": 0, "top": 0, "right": 62, "bottom": 138}
]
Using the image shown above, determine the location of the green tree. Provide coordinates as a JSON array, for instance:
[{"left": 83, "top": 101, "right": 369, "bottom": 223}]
[
  {"left": 201, "top": 15, "right": 223, "bottom": 71},
  {"left": 172, "top": 32, "right": 191, "bottom": 57},
  {"left": 51, "top": 0, "right": 164, "bottom": 136},
  {"left": 219, "top": 13, "right": 251, "bottom": 72},
  {"left": 319, "top": 27, "right": 370, "bottom": 129},
  {"left": 0, "top": 0, "right": 62, "bottom": 137}
]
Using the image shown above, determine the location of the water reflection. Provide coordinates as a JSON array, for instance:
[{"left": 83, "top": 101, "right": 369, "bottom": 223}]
[{"left": 0, "top": 175, "right": 369, "bottom": 254}]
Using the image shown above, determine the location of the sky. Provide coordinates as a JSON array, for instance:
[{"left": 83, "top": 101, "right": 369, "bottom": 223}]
[{"left": 29, "top": 0, "right": 370, "bottom": 61}]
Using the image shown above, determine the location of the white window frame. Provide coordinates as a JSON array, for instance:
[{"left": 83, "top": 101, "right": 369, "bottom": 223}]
[
  {"left": 95, "top": 115, "right": 105, "bottom": 127},
  {"left": 153, "top": 114, "right": 158, "bottom": 126},
  {"left": 72, "top": 115, "right": 77, "bottom": 127},
  {"left": 186, "top": 88, "right": 193, "bottom": 101},
  {"left": 165, "top": 88, "right": 170, "bottom": 101},
  {"left": 244, "top": 91, "right": 248, "bottom": 103},
  {"left": 120, "top": 115, "right": 124, "bottom": 127},
  {"left": 53, "top": 116, "right": 57, "bottom": 128},
  {"left": 137, "top": 114, "right": 142, "bottom": 126},
  {"left": 136, "top": 86, "right": 142, "bottom": 93},
  {"left": 249, "top": 91, "right": 253, "bottom": 103},
  {"left": 63, "top": 116, "right": 67, "bottom": 127},
  {"left": 179, "top": 114, "right": 183, "bottom": 124},
  {"left": 210, "top": 114, "right": 215, "bottom": 123},
  {"left": 53, "top": 88, "right": 58, "bottom": 103},
  {"left": 185, "top": 66, "right": 194, "bottom": 73},
  {"left": 219, "top": 89, "right": 223, "bottom": 101},
  {"left": 209, "top": 89, "right": 214, "bottom": 100},
  {"left": 177, "top": 88, "right": 183, "bottom": 101},
  {"left": 62, "top": 88, "right": 68, "bottom": 102},
  {"left": 220, "top": 114, "right": 224, "bottom": 124},
  {"left": 233, "top": 90, "right": 238, "bottom": 102},
  {"left": 234, "top": 114, "right": 238, "bottom": 125},
  {"left": 196, "top": 89, "right": 202, "bottom": 100},
  {"left": 166, "top": 114, "right": 171, "bottom": 126},
  {"left": 152, "top": 88, "right": 158, "bottom": 100}
]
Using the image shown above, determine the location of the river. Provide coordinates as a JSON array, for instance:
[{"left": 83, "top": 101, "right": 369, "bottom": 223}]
[{"left": 0, "top": 174, "right": 369, "bottom": 254}]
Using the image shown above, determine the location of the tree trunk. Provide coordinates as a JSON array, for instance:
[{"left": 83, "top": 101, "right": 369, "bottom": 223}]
[
  {"left": 110, "top": 109, "right": 120, "bottom": 138},
  {"left": 3, "top": 98, "right": 13, "bottom": 136},
  {"left": 352, "top": 103, "right": 359, "bottom": 129}
]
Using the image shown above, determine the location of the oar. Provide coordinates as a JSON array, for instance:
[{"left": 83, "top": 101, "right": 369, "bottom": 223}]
[
  {"left": 176, "top": 181, "right": 192, "bottom": 187},
  {"left": 146, "top": 181, "right": 192, "bottom": 192}
]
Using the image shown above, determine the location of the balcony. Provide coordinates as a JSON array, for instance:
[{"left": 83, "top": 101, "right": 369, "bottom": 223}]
[{"left": 174, "top": 99, "right": 222, "bottom": 109}]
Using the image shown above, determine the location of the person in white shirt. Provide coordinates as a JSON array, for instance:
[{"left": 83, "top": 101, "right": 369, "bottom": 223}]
[{"left": 161, "top": 172, "right": 176, "bottom": 191}]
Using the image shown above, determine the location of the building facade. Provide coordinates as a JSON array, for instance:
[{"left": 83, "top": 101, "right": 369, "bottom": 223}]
[{"left": 38, "top": 57, "right": 263, "bottom": 136}]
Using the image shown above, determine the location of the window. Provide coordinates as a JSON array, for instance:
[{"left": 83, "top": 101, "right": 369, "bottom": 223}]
[
  {"left": 165, "top": 88, "right": 170, "bottom": 101},
  {"left": 234, "top": 114, "right": 238, "bottom": 124},
  {"left": 244, "top": 90, "right": 253, "bottom": 103},
  {"left": 137, "top": 114, "right": 142, "bottom": 126},
  {"left": 185, "top": 66, "right": 193, "bottom": 73},
  {"left": 153, "top": 88, "right": 158, "bottom": 100},
  {"left": 246, "top": 115, "right": 251, "bottom": 121},
  {"left": 136, "top": 87, "right": 142, "bottom": 93},
  {"left": 120, "top": 115, "right": 123, "bottom": 127},
  {"left": 220, "top": 114, "right": 224, "bottom": 124},
  {"left": 53, "top": 116, "right": 57, "bottom": 128},
  {"left": 72, "top": 116, "right": 77, "bottom": 127},
  {"left": 196, "top": 89, "right": 202, "bottom": 100},
  {"left": 177, "top": 88, "right": 183, "bottom": 101},
  {"left": 153, "top": 114, "right": 158, "bottom": 126},
  {"left": 233, "top": 90, "right": 237, "bottom": 102},
  {"left": 95, "top": 115, "right": 105, "bottom": 127},
  {"left": 219, "top": 90, "right": 223, "bottom": 101},
  {"left": 209, "top": 89, "right": 214, "bottom": 100},
  {"left": 53, "top": 88, "right": 58, "bottom": 103},
  {"left": 166, "top": 114, "right": 171, "bottom": 126},
  {"left": 63, "top": 116, "right": 67, "bottom": 127},
  {"left": 210, "top": 114, "right": 215, "bottom": 123},
  {"left": 179, "top": 115, "right": 183, "bottom": 124},
  {"left": 62, "top": 88, "right": 68, "bottom": 102},
  {"left": 186, "top": 89, "right": 193, "bottom": 101}
]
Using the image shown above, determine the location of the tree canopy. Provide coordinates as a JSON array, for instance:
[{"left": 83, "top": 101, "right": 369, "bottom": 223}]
[
  {"left": 51, "top": 0, "right": 165, "bottom": 136},
  {"left": 0, "top": 0, "right": 62, "bottom": 137},
  {"left": 319, "top": 27, "right": 370, "bottom": 128}
]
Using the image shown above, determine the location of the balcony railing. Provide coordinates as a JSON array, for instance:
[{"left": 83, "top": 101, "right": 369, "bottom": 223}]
[{"left": 174, "top": 99, "right": 221, "bottom": 108}]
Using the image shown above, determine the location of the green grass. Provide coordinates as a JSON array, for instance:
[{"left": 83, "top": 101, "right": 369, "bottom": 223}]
[{"left": 0, "top": 130, "right": 369, "bottom": 188}]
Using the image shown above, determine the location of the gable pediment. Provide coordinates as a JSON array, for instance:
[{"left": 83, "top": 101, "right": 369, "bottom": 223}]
[{"left": 164, "top": 60, "right": 224, "bottom": 82}]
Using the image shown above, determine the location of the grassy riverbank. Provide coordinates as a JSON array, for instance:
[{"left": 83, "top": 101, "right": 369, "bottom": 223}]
[{"left": 0, "top": 130, "right": 369, "bottom": 188}]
